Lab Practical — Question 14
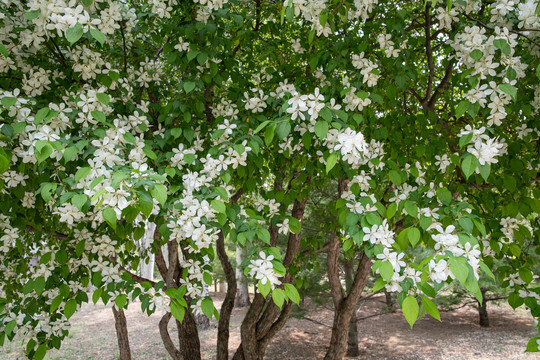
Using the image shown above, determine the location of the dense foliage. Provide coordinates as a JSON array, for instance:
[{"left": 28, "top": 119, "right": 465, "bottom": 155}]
[{"left": 0, "top": 0, "right": 539, "bottom": 358}]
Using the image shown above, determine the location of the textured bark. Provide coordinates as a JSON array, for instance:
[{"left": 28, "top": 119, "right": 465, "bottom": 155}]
[
  {"left": 344, "top": 260, "right": 359, "bottom": 357},
  {"left": 478, "top": 288, "right": 489, "bottom": 327},
  {"left": 177, "top": 311, "right": 202, "bottom": 360},
  {"left": 325, "top": 254, "right": 372, "bottom": 360},
  {"left": 159, "top": 313, "right": 183, "bottom": 360},
  {"left": 217, "top": 231, "right": 237, "bottom": 360},
  {"left": 112, "top": 307, "right": 132, "bottom": 360},
  {"left": 235, "top": 245, "right": 251, "bottom": 308}
]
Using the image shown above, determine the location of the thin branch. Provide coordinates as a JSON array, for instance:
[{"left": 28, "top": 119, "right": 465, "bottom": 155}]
[
  {"left": 424, "top": 3, "right": 435, "bottom": 102},
  {"left": 119, "top": 20, "right": 128, "bottom": 73},
  {"left": 25, "top": 225, "right": 68, "bottom": 240}
]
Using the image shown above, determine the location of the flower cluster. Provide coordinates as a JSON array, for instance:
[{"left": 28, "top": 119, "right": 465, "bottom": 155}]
[{"left": 248, "top": 252, "right": 282, "bottom": 290}]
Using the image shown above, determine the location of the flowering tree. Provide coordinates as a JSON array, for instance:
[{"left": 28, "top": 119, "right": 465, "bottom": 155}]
[{"left": 0, "top": 0, "right": 539, "bottom": 359}]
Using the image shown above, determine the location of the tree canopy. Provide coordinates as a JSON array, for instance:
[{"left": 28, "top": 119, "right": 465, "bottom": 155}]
[{"left": 0, "top": 0, "right": 539, "bottom": 359}]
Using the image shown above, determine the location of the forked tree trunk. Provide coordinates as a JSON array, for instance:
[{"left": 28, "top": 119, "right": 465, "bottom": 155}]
[
  {"left": 232, "top": 198, "right": 307, "bottom": 360},
  {"left": 112, "top": 307, "right": 132, "bottom": 360},
  {"left": 235, "top": 245, "right": 251, "bottom": 308}
]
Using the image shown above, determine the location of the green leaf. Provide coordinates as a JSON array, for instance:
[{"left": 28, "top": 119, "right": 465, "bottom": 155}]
[
  {"left": 90, "top": 28, "right": 105, "bottom": 46},
  {"left": 461, "top": 155, "right": 475, "bottom": 179},
  {"left": 421, "top": 297, "right": 441, "bottom": 321},
  {"left": 115, "top": 294, "right": 127, "bottom": 309},
  {"left": 284, "top": 283, "right": 300, "bottom": 304},
  {"left": 493, "top": 38, "right": 511, "bottom": 56},
  {"left": 373, "top": 278, "right": 385, "bottom": 292},
  {"left": 380, "top": 261, "right": 394, "bottom": 281},
  {"left": 404, "top": 201, "right": 418, "bottom": 218},
  {"left": 499, "top": 83, "right": 517, "bottom": 100},
  {"left": 184, "top": 82, "right": 196, "bottom": 93},
  {"left": 63, "top": 146, "right": 78, "bottom": 162},
  {"left": 92, "top": 289, "right": 103, "bottom": 304},
  {"left": 34, "top": 107, "right": 50, "bottom": 125},
  {"left": 170, "top": 300, "right": 185, "bottom": 322},
  {"left": 479, "top": 261, "right": 495, "bottom": 280},
  {"left": 25, "top": 9, "right": 41, "bottom": 20},
  {"left": 288, "top": 217, "right": 301, "bottom": 234},
  {"left": 64, "top": 299, "right": 77, "bottom": 319},
  {"left": 272, "top": 288, "right": 286, "bottom": 309},
  {"left": 408, "top": 227, "right": 421, "bottom": 247},
  {"left": 211, "top": 199, "right": 226, "bottom": 214},
  {"left": 0, "top": 43, "right": 8, "bottom": 57},
  {"left": 150, "top": 183, "right": 167, "bottom": 205},
  {"left": 276, "top": 121, "right": 291, "bottom": 140},
  {"left": 0, "top": 154, "right": 10, "bottom": 174},
  {"left": 254, "top": 120, "right": 270, "bottom": 134},
  {"left": 264, "top": 123, "right": 275, "bottom": 145},
  {"left": 257, "top": 228, "right": 271, "bottom": 244},
  {"left": 326, "top": 152, "right": 338, "bottom": 173},
  {"left": 469, "top": 49, "right": 483, "bottom": 60},
  {"left": 71, "top": 194, "right": 88, "bottom": 211},
  {"left": 35, "top": 141, "right": 53, "bottom": 163},
  {"left": 91, "top": 110, "right": 106, "bottom": 123},
  {"left": 449, "top": 257, "right": 468, "bottom": 285},
  {"left": 455, "top": 100, "right": 470, "bottom": 118},
  {"left": 478, "top": 163, "right": 490, "bottom": 181},
  {"left": 34, "top": 345, "right": 47, "bottom": 360},
  {"left": 314, "top": 121, "right": 329, "bottom": 139},
  {"left": 458, "top": 217, "right": 474, "bottom": 233},
  {"left": 66, "top": 23, "right": 84, "bottom": 44},
  {"left": 258, "top": 279, "right": 272, "bottom": 297},
  {"left": 201, "top": 298, "right": 214, "bottom": 318},
  {"left": 96, "top": 93, "right": 109, "bottom": 105},
  {"left": 1, "top": 96, "right": 16, "bottom": 110},
  {"left": 171, "top": 128, "right": 182, "bottom": 139},
  {"left": 525, "top": 337, "right": 540, "bottom": 352},
  {"left": 436, "top": 188, "right": 452, "bottom": 204},
  {"left": 50, "top": 294, "right": 63, "bottom": 313},
  {"left": 75, "top": 166, "right": 91, "bottom": 183},
  {"left": 389, "top": 170, "right": 402, "bottom": 186},
  {"left": 102, "top": 207, "right": 117, "bottom": 230},
  {"left": 386, "top": 202, "right": 397, "bottom": 219},
  {"left": 402, "top": 296, "right": 419, "bottom": 329}
]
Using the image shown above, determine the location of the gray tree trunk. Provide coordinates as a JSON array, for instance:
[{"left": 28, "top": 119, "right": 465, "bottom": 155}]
[
  {"left": 235, "top": 245, "right": 251, "bottom": 307},
  {"left": 139, "top": 222, "right": 156, "bottom": 281}
]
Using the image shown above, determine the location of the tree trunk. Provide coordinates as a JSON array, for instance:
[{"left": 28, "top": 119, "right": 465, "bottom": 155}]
[
  {"left": 325, "top": 255, "right": 371, "bottom": 360},
  {"left": 112, "top": 306, "right": 132, "bottom": 360},
  {"left": 478, "top": 288, "right": 489, "bottom": 327},
  {"left": 233, "top": 198, "right": 307, "bottom": 360},
  {"left": 140, "top": 222, "right": 156, "bottom": 281},
  {"left": 177, "top": 311, "right": 202, "bottom": 360},
  {"left": 344, "top": 260, "right": 359, "bottom": 357},
  {"left": 216, "top": 230, "right": 238, "bottom": 360},
  {"left": 235, "top": 245, "right": 251, "bottom": 308},
  {"left": 195, "top": 256, "right": 211, "bottom": 330},
  {"left": 385, "top": 290, "right": 396, "bottom": 312}
]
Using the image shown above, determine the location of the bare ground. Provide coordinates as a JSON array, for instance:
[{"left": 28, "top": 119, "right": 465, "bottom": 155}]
[{"left": 1, "top": 293, "right": 537, "bottom": 360}]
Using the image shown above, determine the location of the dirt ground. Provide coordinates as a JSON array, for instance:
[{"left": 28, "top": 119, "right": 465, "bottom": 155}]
[{"left": 1, "top": 293, "right": 538, "bottom": 360}]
